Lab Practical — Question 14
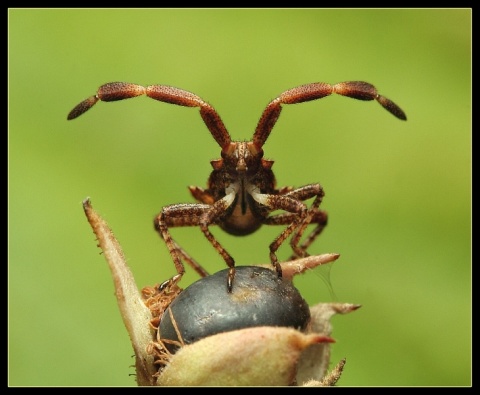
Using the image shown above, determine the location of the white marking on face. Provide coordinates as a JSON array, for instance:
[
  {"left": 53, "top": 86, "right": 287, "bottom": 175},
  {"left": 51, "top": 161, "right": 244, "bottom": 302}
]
[
  {"left": 224, "top": 182, "right": 240, "bottom": 206},
  {"left": 247, "top": 183, "right": 269, "bottom": 205}
]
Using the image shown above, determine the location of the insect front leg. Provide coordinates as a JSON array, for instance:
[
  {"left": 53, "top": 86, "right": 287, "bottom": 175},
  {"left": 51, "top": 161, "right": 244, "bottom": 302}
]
[
  {"left": 282, "top": 183, "right": 327, "bottom": 259},
  {"left": 249, "top": 185, "right": 311, "bottom": 277},
  {"left": 263, "top": 209, "right": 328, "bottom": 260},
  {"left": 197, "top": 188, "right": 238, "bottom": 292},
  {"left": 154, "top": 203, "right": 212, "bottom": 290},
  {"left": 259, "top": 184, "right": 326, "bottom": 266},
  {"left": 154, "top": 187, "right": 238, "bottom": 292},
  {"left": 288, "top": 210, "right": 328, "bottom": 260}
]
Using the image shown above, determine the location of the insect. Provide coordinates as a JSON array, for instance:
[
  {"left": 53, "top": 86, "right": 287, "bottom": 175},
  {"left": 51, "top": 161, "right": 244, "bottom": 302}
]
[{"left": 68, "top": 81, "right": 406, "bottom": 292}]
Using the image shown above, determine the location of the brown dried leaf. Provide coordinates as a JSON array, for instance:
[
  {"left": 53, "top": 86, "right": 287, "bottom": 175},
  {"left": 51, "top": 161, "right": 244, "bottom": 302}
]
[{"left": 83, "top": 198, "right": 156, "bottom": 386}]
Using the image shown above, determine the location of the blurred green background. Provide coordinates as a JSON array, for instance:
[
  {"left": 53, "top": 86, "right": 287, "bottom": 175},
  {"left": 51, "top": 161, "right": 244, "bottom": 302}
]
[{"left": 8, "top": 9, "right": 471, "bottom": 387}]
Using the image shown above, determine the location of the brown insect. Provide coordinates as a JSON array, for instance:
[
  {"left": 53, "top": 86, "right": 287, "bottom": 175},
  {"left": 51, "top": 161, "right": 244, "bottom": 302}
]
[{"left": 68, "top": 81, "right": 406, "bottom": 292}]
